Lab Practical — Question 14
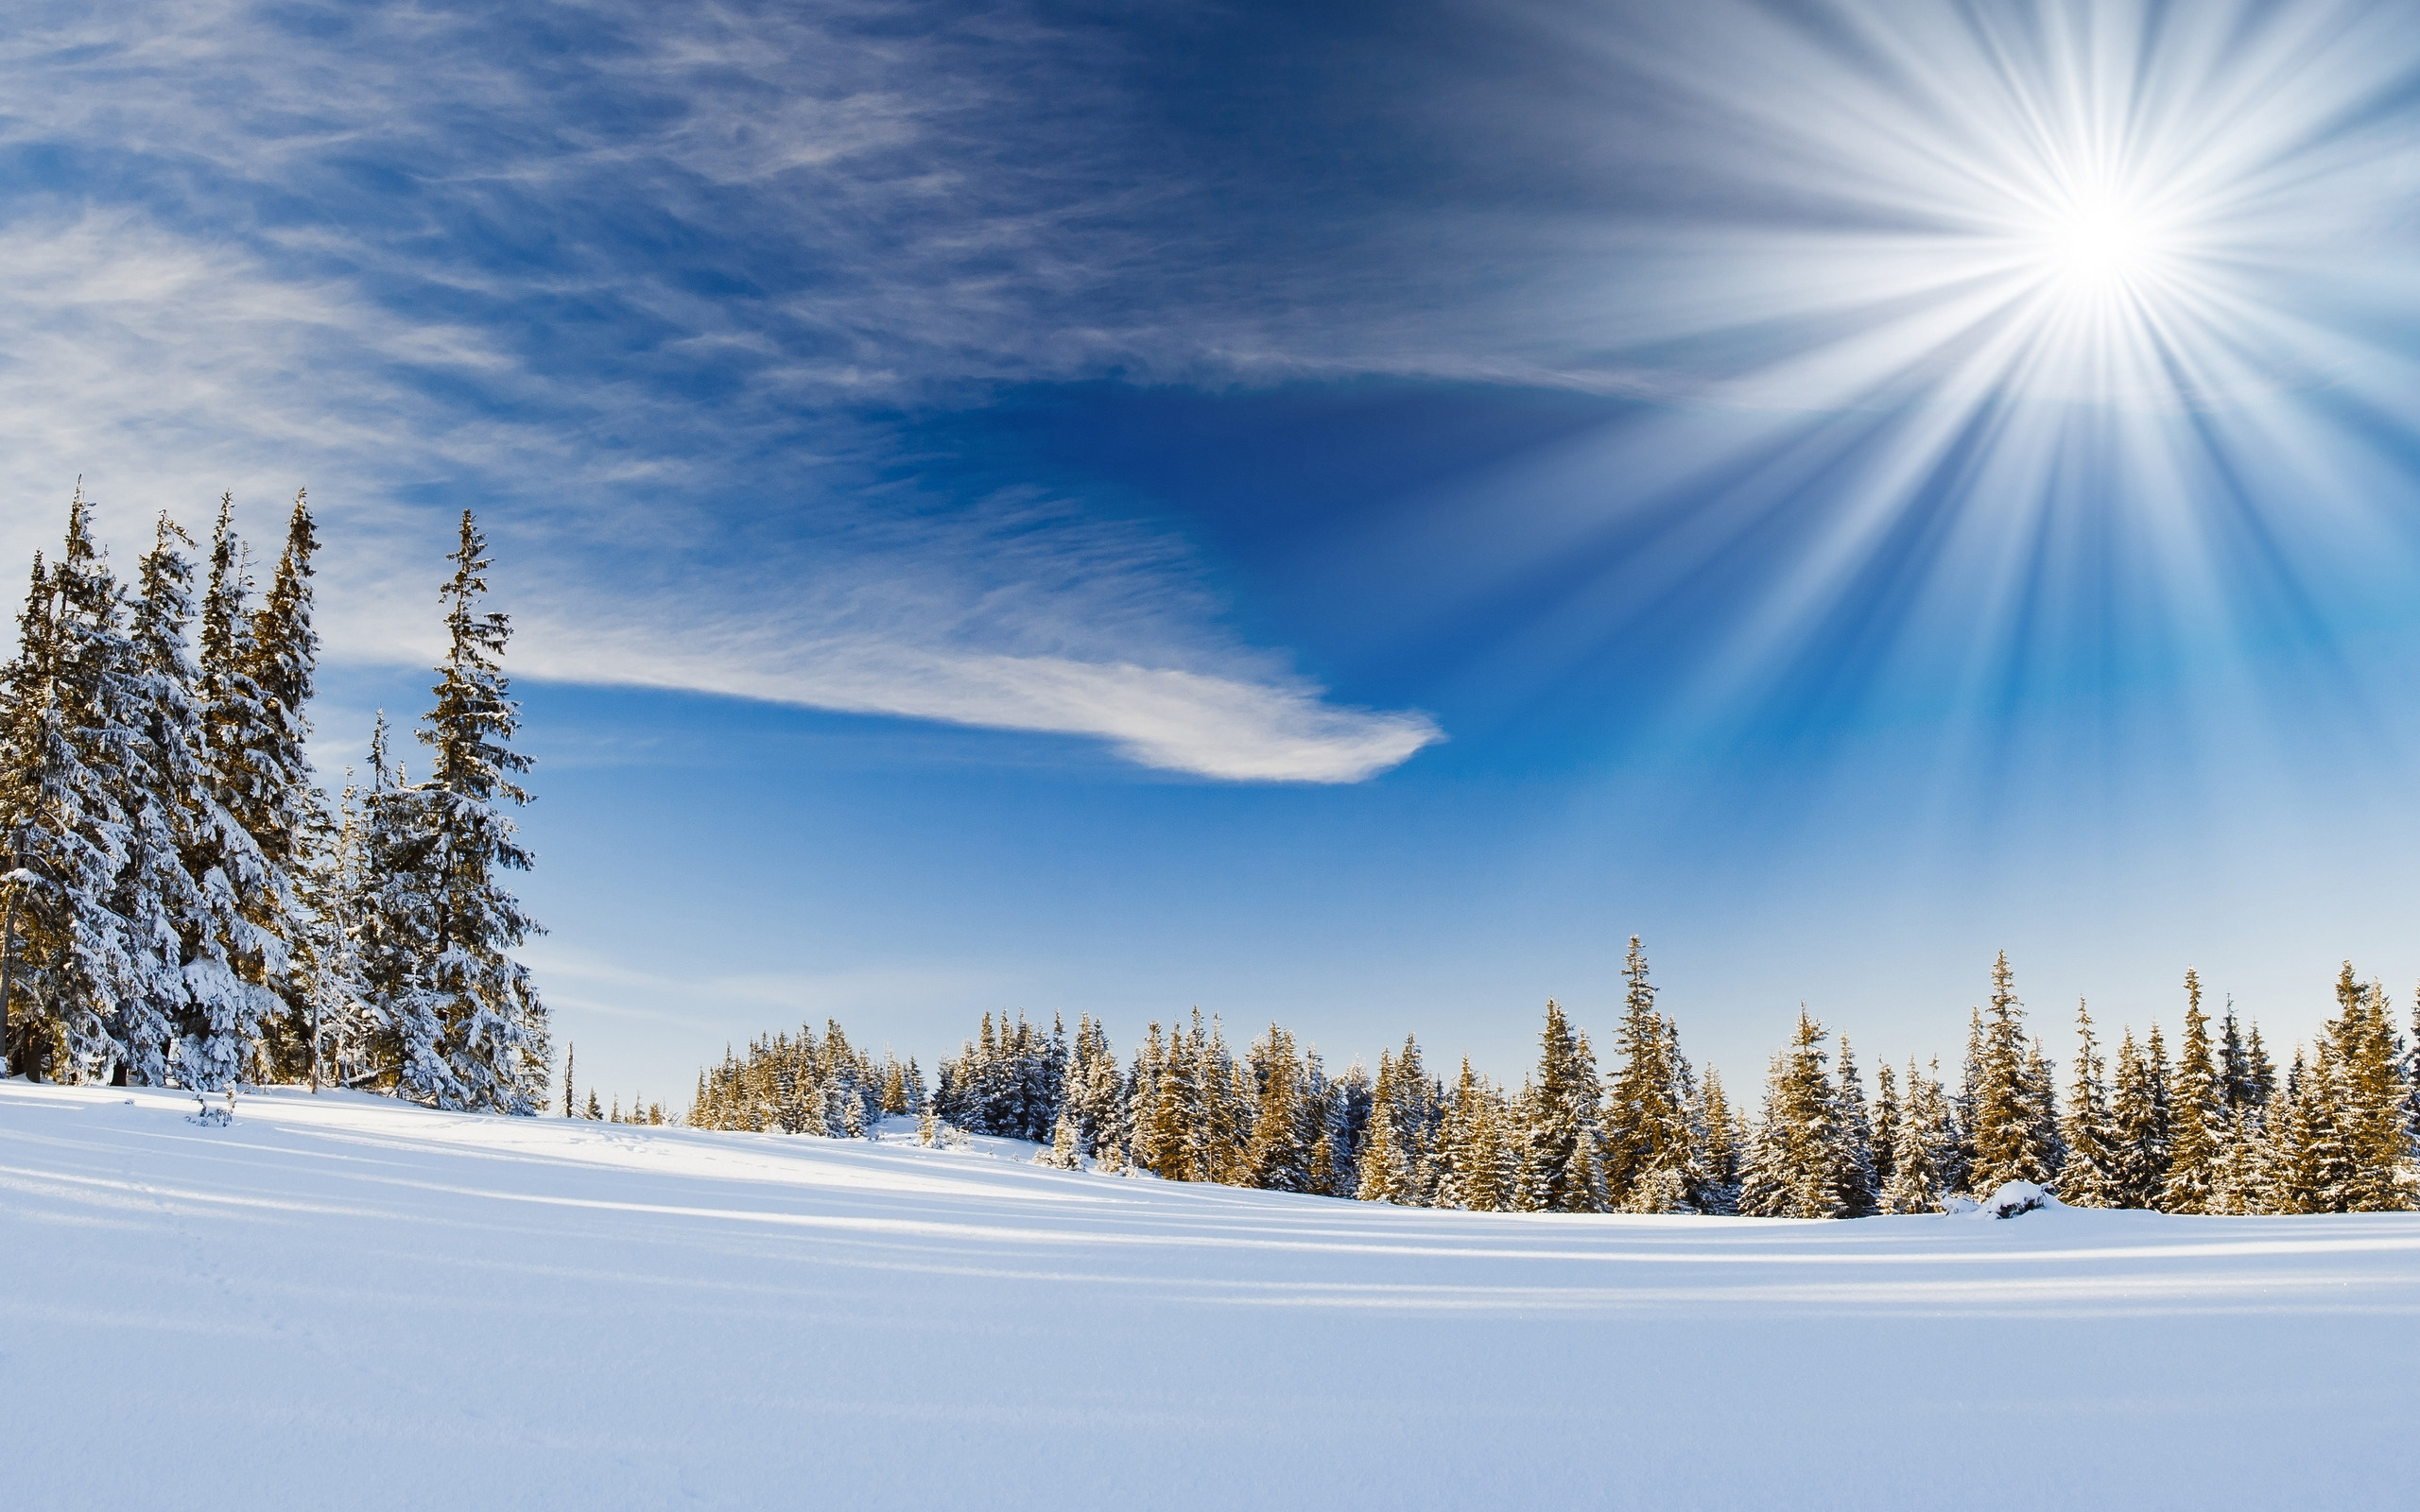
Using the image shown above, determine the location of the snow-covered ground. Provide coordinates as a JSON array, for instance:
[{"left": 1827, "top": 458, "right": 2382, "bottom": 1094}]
[{"left": 6, "top": 1082, "right": 2415, "bottom": 1509}]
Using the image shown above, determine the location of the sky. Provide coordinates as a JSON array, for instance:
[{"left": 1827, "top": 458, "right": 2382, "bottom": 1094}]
[{"left": 9, "top": 0, "right": 2420, "bottom": 1106}]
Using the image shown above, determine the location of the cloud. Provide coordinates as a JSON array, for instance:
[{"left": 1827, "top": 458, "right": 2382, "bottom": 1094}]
[{"left": 0, "top": 2, "right": 1461, "bottom": 782}]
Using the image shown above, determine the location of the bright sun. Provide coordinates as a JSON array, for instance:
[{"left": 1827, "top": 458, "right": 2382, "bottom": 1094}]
[{"left": 2039, "top": 194, "right": 2165, "bottom": 289}]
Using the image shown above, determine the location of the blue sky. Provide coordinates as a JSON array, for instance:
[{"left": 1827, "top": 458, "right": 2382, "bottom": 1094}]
[{"left": 11, "top": 0, "right": 2420, "bottom": 1104}]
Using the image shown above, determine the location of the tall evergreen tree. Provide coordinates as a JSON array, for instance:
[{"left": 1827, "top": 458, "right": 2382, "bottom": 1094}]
[
  {"left": 239, "top": 493, "right": 324, "bottom": 1080},
  {"left": 1604, "top": 936, "right": 1690, "bottom": 1209},
  {"left": 2160, "top": 969, "right": 2225, "bottom": 1213},
  {"left": 1880, "top": 1058, "right": 1947, "bottom": 1214},
  {"left": 1833, "top": 1035, "right": 1879, "bottom": 1217},
  {"left": 2058, "top": 1001, "right": 2121, "bottom": 1208},
  {"left": 358, "top": 512, "right": 546, "bottom": 1113},
  {"left": 1964, "top": 953, "right": 2058, "bottom": 1194},
  {"left": 0, "top": 495, "right": 145, "bottom": 1081},
  {"left": 1739, "top": 1010, "right": 1854, "bottom": 1219},
  {"left": 1515, "top": 1001, "right": 1604, "bottom": 1212},
  {"left": 2109, "top": 1027, "right": 2169, "bottom": 1208}
]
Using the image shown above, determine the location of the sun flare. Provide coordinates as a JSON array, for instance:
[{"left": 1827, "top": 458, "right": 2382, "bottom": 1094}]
[{"left": 2039, "top": 195, "right": 2165, "bottom": 289}]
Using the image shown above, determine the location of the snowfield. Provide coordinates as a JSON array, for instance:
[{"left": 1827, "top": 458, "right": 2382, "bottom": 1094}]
[{"left": 5, "top": 1082, "right": 2415, "bottom": 1510}]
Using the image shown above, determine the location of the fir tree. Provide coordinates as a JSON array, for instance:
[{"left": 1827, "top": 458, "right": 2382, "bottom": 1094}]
[
  {"left": 2109, "top": 1027, "right": 2169, "bottom": 1208},
  {"left": 1832, "top": 1035, "right": 1879, "bottom": 1217},
  {"left": 1964, "top": 953, "right": 2057, "bottom": 1194},
  {"left": 1604, "top": 936, "right": 1690, "bottom": 1209},
  {"left": 2160, "top": 970, "right": 2225, "bottom": 1213},
  {"left": 1871, "top": 1060, "right": 1901, "bottom": 1195},
  {"left": 2057, "top": 1001, "right": 2121, "bottom": 1208},
  {"left": 0, "top": 493, "right": 148, "bottom": 1082},
  {"left": 1515, "top": 1002, "right": 1604, "bottom": 1212},
  {"left": 1879, "top": 1059, "right": 1946, "bottom": 1213},
  {"left": 1739, "top": 1010, "right": 1854, "bottom": 1219},
  {"left": 1243, "top": 1023, "right": 1314, "bottom": 1193},
  {"left": 358, "top": 512, "right": 546, "bottom": 1113}
]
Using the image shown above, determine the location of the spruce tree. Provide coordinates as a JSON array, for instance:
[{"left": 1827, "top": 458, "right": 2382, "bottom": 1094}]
[
  {"left": 2110, "top": 1028, "right": 2169, "bottom": 1208},
  {"left": 1871, "top": 1060, "right": 1900, "bottom": 1194},
  {"left": 2160, "top": 970, "right": 2225, "bottom": 1213},
  {"left": 1514, "top": 1001, "right": 1604, "bottom": 1212},
  {"left": 359, "top": 512, "right": 547, "bottom": 1113},
  {"left": 1964, "top": 953, "right": 2058, "bottom": 1194},
  {"left": 1737, "top": 1010, "right": 1851, "bottom": 1219},
  {"left": 1879, "top": 1059, "right": 1946, "bottom": 1214},
  {"left": 2057, "top": 1001, "right": 2121, "bottom": 1208},
  {"left": 1832, "top": 1035, "right": 1879, "bottom": 1217},
  {"left": 1243, "top": 1023, "right": 1313, "bottom": 1193},
  {"left": 1604, "top": 936, "right": 1690, "bottom": 1209},
  {"left": 0, "top": 495, "right": 146, "bottom": 1081},
  {"left": 240, "top": 492, "right": 325, "bottom": 1080}
]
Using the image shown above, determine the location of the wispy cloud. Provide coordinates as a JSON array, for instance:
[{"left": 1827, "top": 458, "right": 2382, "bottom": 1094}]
[{"left": 0, "top": 1, "right": 1464, "bottom": 781}]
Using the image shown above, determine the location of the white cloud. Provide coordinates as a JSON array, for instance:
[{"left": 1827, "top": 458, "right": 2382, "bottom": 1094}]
[{"left": 0, "top": 4, "right": 1457, "bottom": 783}]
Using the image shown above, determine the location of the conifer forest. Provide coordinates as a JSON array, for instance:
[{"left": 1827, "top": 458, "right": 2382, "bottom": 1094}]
[
  {"left": 0, "top": 491, "right": 546, "bottom": 1111},
  {"left": 685, "top": 942, "right": 2420, "bottom": 1218}
]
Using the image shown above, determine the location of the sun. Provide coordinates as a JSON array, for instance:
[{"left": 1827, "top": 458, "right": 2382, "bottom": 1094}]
[{"left": 2035, "top": 192, "right": 2168, "bottom": 291}]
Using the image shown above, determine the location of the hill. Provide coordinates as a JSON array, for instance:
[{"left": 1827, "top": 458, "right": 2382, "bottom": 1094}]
[{"left": 4, "top": 1080, "right": 2413, "bottom": 1509}]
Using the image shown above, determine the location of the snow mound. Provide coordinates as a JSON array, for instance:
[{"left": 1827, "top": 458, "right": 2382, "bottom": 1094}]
[{"left": 1948, "top": 1180, "right": 2060, "bottom": 1219}]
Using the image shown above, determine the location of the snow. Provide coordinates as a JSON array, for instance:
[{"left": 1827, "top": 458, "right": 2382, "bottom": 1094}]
[{"left": 6, "top": 1081, "right": 2416, "bottom": 1509}]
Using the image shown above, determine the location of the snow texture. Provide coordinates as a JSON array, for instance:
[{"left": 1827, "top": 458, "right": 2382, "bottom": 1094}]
[{"left": 4, "top": 1080, "right": 2414, "bottom": 1509}]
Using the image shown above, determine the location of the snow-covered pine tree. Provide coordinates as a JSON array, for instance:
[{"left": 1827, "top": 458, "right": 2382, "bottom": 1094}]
[
  {"left": 1435, "top": 1058, "right": 1512, "bottom": 1211},
  {"left": 2109, "top": 1028, "right": 2166, "bottom": 1208},
  {"left": 1513, "top": 1001, "right": 1604, "bottom": 1212},
  {"left": 2220, "top": 1000, "right": 2254, "bottom": 1119},
  {"left": 2254, "top": 1052, "right": 2324, "bottom": 1214},
  {"left": 1832, "top": 1035, "right": 1879, "bottom": 1217},
  {"left": 1871, "top": 1060, "right": 1900, "bottom": 1196},
  {"left": 184, "top": 495, "right": 297, "bottom": 1087},
  {"left": 2314, "top": 968, "right": 2411, "bottom": 1211},
  {"left": 0, "top": 493, "right": 148, "bottom": 1083},
  {"left": 2160, "top": 970, "right": 2226, "bottom": 1213},
  {"left": 1879, "top": 1058, "right": 1946, "bottom": 1214},
  {"left": 236, "top": 492, "right": 324, "bottom": 1081},
  {"left": 106, "top": 514, "right": 216, "bottom": 1087},
  {"left": 1738, "top": 1009, "right": 1854, "bottom": 1219},
  {"left": 358, "top": 513, "right": 546, "bottom": 1113},
  {"left": 1243, "top": 1023, "right": 1314, "bottom": 1193},
  {"left": 1604, "top": 936, "right": 1691, "bottom": 1210},
  {"left": 2058, "top": 1001, "right": 2121, "bottom": 1208},
  {"left": 1964, "top": 953, "right": 2058, "bottom": 1194},
  {"left": 1694, "top": 1065, "right": 1744, "bottom": 1216}
]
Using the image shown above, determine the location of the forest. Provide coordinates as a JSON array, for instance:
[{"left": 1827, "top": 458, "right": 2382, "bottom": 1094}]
[
  {"left": 0, "top": 491, "right": 545, "bottom": 1110},
  {"left": 686, "top": 943, "right": 2418, "bottom": 1217}
]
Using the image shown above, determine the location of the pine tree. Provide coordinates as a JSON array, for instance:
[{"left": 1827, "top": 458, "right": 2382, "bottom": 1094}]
[
  {"left": 1833, "top": 1035, "right": 1879, "bottom": 1217},
  {"left": 1880, "top": 1059, "right": 1947, "bottom": 1214},
  {"left": 236, "top": 492, "right": 324, "bottom": 1081},
  {"left": 1694, "top": 1066, "right": 1744, "bottom": 1216},
  {"left": 2314, "top": 967, "right": 2411, "bottom": 1211},
  {"left": 358, "top": 513, "right": 547, "bottom": 1113},
  {"left": 1871, "top": 1060, "right": 1901, "bottom": 1195},
  {"left": 2110, "top": 1027, "right": 2169, "bottom": 1208},
  {"left": 1604, "top": 936, "right": 1690, "bottom": 1209},
  {"left": 2058, "top": 1001, "right": 2121, "bottom": 1208},
  {"left": 1243, "top": 1023, "right": 1314, "bottom": 1193},
  {"left": 189, "top": 495, "right": 293, "bottom": 1086},
  {"left": 1964, "top": 953, "right": 2057, "bottom": 1194},
  {"left": 1515, "top": 1002, "right": 1604, "bottom": 1212},
  {"left": 2160, "top": 969, "right": 2225, "bottom": 1213},
  {"left": 0, "top": 494, "right": 146, "bottom": 1082},
  {"left": 1738, "top": 1010, "right": 1854, "bottom": 1219}
]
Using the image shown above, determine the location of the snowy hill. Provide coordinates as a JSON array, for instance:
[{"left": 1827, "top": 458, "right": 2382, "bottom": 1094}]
[{"left": 5, "top": 1081, "right": 2415, "bottom": 1510}]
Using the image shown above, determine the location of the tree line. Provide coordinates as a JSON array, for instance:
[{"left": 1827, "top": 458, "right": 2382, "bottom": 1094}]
[
  {"left": 688, "top": 941, "right": 2420, "bottom": 1216},
  {"left": 0, "top": 490, "right": 547, "bottom": 1111}
]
